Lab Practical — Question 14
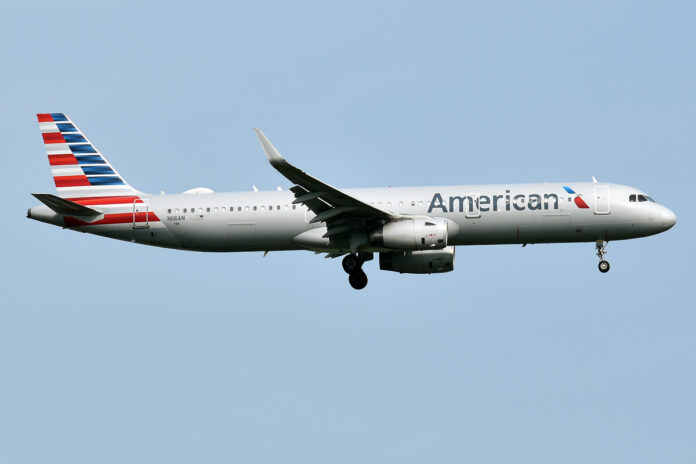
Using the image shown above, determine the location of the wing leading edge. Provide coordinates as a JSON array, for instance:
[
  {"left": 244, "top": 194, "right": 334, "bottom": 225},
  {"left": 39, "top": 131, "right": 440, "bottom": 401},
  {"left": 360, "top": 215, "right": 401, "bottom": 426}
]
[{"left": 254, "top": 129, "right": 402, "bottom": 246}]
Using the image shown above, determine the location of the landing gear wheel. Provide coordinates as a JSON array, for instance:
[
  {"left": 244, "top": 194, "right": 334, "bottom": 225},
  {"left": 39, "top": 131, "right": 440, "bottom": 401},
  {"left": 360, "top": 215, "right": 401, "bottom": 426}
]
[
  {"left": 595, "top": 240, "right": 610, "bottom": 273},
  {"left": 349, "top": 270, "right": 368, "bottom": 290},
  {"left": 342, "top": 254, "right": 361, "bottom": 274}
]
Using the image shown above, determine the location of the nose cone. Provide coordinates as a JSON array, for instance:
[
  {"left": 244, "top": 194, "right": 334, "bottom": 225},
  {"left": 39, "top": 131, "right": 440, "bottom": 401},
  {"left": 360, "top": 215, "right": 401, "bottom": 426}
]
[{"left": 661, "top": 207, "right": 677, "bottom": 231}]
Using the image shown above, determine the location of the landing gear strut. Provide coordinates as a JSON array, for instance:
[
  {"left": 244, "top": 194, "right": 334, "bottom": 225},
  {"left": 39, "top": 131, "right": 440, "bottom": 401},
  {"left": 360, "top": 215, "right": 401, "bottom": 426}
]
[
  {"left": 596, "top": 240, "right": 610, "bottom": 273},
  {"left": 342, "top": 253, "right": 369, "bottom": 290}
]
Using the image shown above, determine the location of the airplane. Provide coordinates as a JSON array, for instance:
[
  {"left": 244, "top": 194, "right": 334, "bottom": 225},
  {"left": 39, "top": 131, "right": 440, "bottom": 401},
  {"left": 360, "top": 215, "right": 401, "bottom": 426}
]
[{"left": 28, "top": 113, "right": 676, "bottom": 290}]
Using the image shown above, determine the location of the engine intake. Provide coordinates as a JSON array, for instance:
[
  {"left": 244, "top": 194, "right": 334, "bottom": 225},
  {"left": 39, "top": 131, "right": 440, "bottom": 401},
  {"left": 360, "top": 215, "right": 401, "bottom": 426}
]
[
  {"left": 370, "top": 218, "right": 451, "bottom": 250},
  {"left": 379, "top": 247, "right": 455, "bottom": 274}
]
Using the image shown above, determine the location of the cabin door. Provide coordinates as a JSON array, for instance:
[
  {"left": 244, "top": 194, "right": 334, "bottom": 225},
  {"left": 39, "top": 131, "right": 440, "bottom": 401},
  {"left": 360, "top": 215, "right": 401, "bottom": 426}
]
[
  {"left": 133, "top": 199, "right": 150, "bottom": 228},
  {"left": 594, "top": 186, "right": 610, "bottom": 215}
]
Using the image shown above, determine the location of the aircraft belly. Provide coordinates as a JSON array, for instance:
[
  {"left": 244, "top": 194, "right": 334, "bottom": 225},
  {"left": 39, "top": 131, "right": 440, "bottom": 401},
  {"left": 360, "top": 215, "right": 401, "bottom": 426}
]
[
  {"left": 253, "top": 216, "right": 308, "bottom": 251},
  {"left": 227, "top": 222, "right": 256, "bottom": 251},
  {"left": 534, "top": 214, "right": 572, "bottom": 243},
  {"left": 451, "top": 212, "right": 573, "bottom": 245},
  {"left": 155, "top": 208, "right": 310, "bottom": 252}
]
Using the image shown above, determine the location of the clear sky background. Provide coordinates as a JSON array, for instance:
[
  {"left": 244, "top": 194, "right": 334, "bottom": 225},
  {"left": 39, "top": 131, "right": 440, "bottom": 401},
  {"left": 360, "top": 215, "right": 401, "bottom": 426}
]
[{"left": 1, "top": 1, "right": 694, "bottom": 462}]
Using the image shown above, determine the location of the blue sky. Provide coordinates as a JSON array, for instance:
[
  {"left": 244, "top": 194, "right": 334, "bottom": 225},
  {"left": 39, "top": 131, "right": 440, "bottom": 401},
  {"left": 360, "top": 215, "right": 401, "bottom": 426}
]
[{"left": 1, "top": 1, "right": 694, "bottom": 462}]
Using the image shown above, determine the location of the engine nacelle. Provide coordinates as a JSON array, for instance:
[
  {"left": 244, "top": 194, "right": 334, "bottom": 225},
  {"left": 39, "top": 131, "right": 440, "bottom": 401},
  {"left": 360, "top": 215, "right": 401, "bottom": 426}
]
[
  {"left": 370, "top": 218, "right": 452, "bottom": 250},
  {"left": 379, "top": 247, "right": 455, "bottom": 274}
]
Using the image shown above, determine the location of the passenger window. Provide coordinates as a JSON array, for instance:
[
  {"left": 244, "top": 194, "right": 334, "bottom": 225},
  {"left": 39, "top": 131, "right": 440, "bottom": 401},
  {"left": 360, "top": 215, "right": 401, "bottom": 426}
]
[
  {"left": 629, "top": 194, "right": 636, "bottom": 202},
  {"left": 276, "top": 205, "right": 280, "bottom": 210},
  {"left": 411, "top": 201, "right": 415, "bottom": 206},
  {"left": 245, "top": 206, "right": 249, "bottom": 211},
  {"left": 261, "top": 206, "right": 265, "bottom": 211},
  {"left": 214, "top": 207, "right": 218, "bottom": 213},
  {"left": 292, "top": 205, "right": 296, "bottom": 210},
  {"left": 399, "top": 202, "right": 404, "bottom": 207},
  {"left": 198, "top": 208, "right": 203, "bottom": 213},
  {"left": 206, "top": 207, "right": 211, "bottom": 212},
  {"left": 387, "top": 202, "right": 391, "bottom": 207},
  {"left": 168, "top": 209, "right": 171, "bottom": 213},
  {"left": 253, "top": 206, "right": 257, "bottom": 211},
  {"left": 183, "top": 208, "right": 187, "bottom": 213},
  {"left": 419, "top": 201, "right": 423, "bottom": 207},
  {"left": 222, "top": 207, "right": 226, "bottom": 212},
  {"left": 284, "top": 205, "right": 288, "bottom": 210},
  {"left": 175, "top": 208, "right": 179, "bottom": 213}
]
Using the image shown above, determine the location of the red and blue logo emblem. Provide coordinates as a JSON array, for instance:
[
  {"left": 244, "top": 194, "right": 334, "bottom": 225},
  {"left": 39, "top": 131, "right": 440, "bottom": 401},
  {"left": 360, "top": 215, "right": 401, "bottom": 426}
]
[{"left": 563, "top": 186, "right": 589, "bottom": 209}]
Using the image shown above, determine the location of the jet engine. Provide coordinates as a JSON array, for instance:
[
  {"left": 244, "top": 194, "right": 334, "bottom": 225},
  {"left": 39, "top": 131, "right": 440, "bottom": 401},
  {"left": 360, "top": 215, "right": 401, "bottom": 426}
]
[
  {"left": 370, "top": 218, "right": 453, "bottom": 250},
  {"left": 379, "top": 246, "right": 455, "bottom": 274}
]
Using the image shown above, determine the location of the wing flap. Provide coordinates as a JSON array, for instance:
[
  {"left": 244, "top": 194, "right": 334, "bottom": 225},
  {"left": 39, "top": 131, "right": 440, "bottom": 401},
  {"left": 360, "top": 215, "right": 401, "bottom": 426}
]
[{"left": 289, "top": 185, "right": 332, "bottom": 214}]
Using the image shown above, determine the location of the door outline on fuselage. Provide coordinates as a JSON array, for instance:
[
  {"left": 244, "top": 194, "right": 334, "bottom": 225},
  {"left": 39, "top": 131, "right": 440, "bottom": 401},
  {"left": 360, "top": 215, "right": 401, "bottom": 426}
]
[
  {"left": 133, "top": 199, "right": 150, "bottom": 229},
  {"left": 466, "top": 193, "right": 481, "bottom": 218},
  {"left": 594, "top": 185, "right": 610, "bottom": 215}
]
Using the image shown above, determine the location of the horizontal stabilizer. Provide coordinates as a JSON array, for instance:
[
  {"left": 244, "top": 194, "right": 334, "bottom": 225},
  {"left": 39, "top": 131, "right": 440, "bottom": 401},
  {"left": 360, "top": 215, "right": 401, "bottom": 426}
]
[{"left": 32, "top": 193, "right": 102, "bottom": 218}]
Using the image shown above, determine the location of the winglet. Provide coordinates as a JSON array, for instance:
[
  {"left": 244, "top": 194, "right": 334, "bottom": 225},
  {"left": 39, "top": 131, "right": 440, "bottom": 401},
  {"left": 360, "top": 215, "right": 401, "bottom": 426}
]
[{"left": 254, "top": 128, "right": 285, "bottom": 166}]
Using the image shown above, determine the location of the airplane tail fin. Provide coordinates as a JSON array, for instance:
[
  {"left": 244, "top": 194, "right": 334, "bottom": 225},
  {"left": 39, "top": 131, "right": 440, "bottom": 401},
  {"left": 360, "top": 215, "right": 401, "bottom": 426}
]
[{"left": 37, "top": 113, "right": 139, "bottom": 197}]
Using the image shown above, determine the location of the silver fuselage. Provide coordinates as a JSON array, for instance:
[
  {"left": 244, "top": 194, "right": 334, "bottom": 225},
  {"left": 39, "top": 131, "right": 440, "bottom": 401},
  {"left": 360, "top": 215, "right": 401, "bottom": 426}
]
[{"left": 28, "top": 182, "right": 677, "bottom": 252}]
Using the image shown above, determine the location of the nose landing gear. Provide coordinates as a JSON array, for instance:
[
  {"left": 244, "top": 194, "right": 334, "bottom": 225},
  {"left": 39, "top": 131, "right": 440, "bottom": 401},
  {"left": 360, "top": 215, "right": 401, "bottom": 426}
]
[
  {"left": 342, "top": 253, "right": 370, "bottom": 290},
  {"left": 596, "top": 240, "right": 610, "bottom": 273}
]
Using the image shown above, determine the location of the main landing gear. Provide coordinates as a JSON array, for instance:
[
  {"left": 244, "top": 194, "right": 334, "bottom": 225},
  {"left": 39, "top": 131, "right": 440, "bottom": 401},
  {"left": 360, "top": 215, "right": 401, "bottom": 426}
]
[
  {"left": 343, "top": 253, "right": 369, "bottom": 290},
  {"left": 596, "top": 240, "right": 610, "bottom": 273}
]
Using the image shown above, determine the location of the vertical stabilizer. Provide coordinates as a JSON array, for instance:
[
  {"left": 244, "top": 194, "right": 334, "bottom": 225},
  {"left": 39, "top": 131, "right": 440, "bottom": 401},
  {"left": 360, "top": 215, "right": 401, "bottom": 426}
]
[{"left": 37, "top": 113, "right": 139, "bottom": 198}]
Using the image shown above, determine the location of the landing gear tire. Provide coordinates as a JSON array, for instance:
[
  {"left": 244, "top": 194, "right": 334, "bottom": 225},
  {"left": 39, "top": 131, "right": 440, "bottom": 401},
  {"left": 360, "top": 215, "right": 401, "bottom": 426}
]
[
  {"left": 342, "top": 254, "right": 361, "bottom": 274},
  {"left": 595, "top": 240, "right": 610, "bottom": 274},
  {"left": 349, "top": 270, "right": 368, "bottom": 290}
]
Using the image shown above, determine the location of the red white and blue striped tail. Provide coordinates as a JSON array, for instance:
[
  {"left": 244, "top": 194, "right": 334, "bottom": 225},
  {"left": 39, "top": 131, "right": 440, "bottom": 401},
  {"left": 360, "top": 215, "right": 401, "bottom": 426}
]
[{"left": 37, "top": 113, "right": 139, "bottom": 198}]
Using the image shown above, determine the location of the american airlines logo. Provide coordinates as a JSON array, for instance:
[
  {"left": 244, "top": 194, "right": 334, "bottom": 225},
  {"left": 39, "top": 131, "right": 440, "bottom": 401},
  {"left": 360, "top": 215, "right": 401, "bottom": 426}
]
[
  {"left": 428, "top": 186, "right": 587, "bottom": 214},
  {"left": 563, "top": 186, "right": 590, "bottom": 209}
]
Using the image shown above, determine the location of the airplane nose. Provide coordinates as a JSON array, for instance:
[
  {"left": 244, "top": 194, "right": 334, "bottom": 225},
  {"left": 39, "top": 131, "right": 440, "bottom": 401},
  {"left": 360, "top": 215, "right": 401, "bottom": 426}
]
[{"left": 661, "top": 208, "right": 677, "bottom": 230}]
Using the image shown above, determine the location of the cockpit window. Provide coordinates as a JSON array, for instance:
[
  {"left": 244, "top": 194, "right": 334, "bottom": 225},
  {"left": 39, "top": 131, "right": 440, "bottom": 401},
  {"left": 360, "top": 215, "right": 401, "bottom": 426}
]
[{"left": 630, "top": 194, "right": 655, "bottom": 203}]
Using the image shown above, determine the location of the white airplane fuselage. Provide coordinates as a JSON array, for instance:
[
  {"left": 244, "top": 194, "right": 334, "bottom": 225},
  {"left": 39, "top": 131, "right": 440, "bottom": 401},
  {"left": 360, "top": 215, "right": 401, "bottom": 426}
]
[{"left": 29, "top": 182, "right": 675, "bottom": 252}]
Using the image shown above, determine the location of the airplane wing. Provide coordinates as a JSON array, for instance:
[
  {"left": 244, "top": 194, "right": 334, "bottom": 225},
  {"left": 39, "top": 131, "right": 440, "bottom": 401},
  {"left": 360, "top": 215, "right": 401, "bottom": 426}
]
[{"left": 254, "top": 129, "right": 401, "bottom": 245}]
